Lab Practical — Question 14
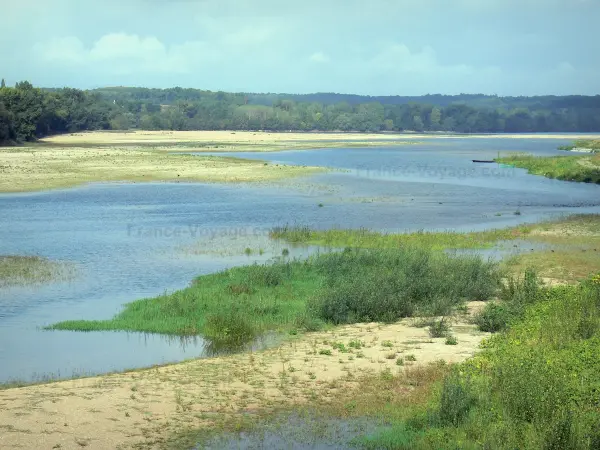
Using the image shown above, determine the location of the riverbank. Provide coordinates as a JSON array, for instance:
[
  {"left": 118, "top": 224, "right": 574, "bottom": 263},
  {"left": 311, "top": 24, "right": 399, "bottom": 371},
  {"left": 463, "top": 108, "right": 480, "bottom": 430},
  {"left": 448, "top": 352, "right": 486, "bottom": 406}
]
[
  {"left": 38, "top": 130, "right": 600, "bottom": 151},
  {"left": 0, "top": 147, "right": 325, "bottom": 193},
  {"left": 558, "top": 138, "right": 600, "bottom": 153},
  {"left": 38, "top": 130, "right": 418, "bottom": 152},
  {"left": 0, "top": 304, "right": 487, "bottom": 449},
  {"left": 47, "top": 246, "right": 500, "bottom": 342},
  {"left": 496, "top": 152, "right": 600, "bottom": 184},
  {"left": 2, "top": 215, "right": 599, "bottom": 448}
]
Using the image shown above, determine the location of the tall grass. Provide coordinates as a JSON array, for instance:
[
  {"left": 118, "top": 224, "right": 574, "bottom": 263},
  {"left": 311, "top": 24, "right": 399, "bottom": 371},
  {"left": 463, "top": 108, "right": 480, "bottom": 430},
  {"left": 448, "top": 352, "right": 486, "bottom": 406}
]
[
  {"left": 360, "top": 273, "right": 600, "bottom": 449},
  {"left": 270, "top": 224, "right": 535, "bottom": 250},
  {"left": 497, "top": 153, "right": 600, "bottom": 184},
  {"left": 49, "top": 247, "right": 501, "bottom": 347},
  {"left": 311, "top": 247, "right": 500, "bottom": 324}
]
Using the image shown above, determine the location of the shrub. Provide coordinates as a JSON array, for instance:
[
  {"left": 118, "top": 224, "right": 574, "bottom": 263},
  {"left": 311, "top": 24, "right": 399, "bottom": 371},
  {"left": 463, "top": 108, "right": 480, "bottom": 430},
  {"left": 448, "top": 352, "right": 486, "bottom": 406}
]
[
  {"left": 437, "top": 372, "right": 476, "bottom": 427},
  {"left": 294, "top": 312, "right": 325, "bottom": 332},
  {"left": 476, "top": 268, "right": 543, "bottom": 333},
  {"left": 203, "top": 307, "right": 257, "bottom": 348},
  {"left": 475, "top": 301, "right": 512, "bottom": 332},
  {"left": 445, "top": 335, "right": 458, "bottom": 345},
  {"left": 428, "top": 319, "right": 450, "bottom": 338},
  {"left": 312, "top": 247, "right": 500, "bottom": 325},
  {"left": 244, "top": 262, "right": 289, "bottom": 287}
]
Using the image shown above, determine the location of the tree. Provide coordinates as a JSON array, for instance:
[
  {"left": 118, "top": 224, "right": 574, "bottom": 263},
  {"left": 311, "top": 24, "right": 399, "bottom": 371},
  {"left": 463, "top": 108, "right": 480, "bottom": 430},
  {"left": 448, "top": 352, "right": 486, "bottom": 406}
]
[
  {"left": 412, "top": 115, "right": 424, "bottom": 131},
  {"left": 429, "top": 106, "right": 442, "bottom": 130},
  {"left": 0, "top": 79, "right": 5, "bottom": 89}
]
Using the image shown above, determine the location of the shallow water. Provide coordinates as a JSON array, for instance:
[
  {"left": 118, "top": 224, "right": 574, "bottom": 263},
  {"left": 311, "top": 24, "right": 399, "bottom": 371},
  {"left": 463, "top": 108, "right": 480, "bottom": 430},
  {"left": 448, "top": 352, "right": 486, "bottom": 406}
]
[
  {"left": 198, "top": 413, "right": 378, "bottom": 450},
  {"left": 1, "top": 136, "right": 599, "bottom": 382}
]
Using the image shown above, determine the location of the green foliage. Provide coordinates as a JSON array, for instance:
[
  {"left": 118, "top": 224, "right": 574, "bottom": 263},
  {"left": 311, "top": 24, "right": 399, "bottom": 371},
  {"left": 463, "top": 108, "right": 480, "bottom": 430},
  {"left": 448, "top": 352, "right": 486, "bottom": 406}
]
[
  {"left": 270, "top": 224, "right": 536, "bottom": 250},
  {"left": 445, "top": 335, "right": 458, "bottom": 345},
  {"left": 476, "top": 268, "right": 543, "bottom": 333},
  {"left": 497, "top": 153, "right": 600, "bottom": 184},
  {"left": 311, "top": 247, "right": 500, "bottom": 324},
  {"left": 369, "top": 275, "right": 600, "bottom": 449},
  {"left": 437, "top": 371, "right": 476, "bottom": 427},
  {"left": 3, "top": 82, "right": 600, "bottom": 145},
  {"left": 428, "top": 319, "right": 450, "bottom": 338},
  {"left": 203, "top": 307, "right": 258, "bottom": 348},
  {"left": 559, "top": 139, "right": 600, "bottom": 152},
  {"left": 0, "top": 84, "right": 110, "bottom": 144},
  {"left": 49, "top": 247, "right": 501, "bottom": 350},
  {"left": 475, "top": 302, "right": 513, "bottom": 332}
]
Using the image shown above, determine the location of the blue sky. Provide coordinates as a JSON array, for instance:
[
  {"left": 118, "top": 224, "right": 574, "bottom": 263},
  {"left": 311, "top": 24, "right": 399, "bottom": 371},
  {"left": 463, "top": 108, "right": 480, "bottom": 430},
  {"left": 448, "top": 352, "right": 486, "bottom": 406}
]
[{"left": 2, "top": 0, "right": 599, "bottom": 95}]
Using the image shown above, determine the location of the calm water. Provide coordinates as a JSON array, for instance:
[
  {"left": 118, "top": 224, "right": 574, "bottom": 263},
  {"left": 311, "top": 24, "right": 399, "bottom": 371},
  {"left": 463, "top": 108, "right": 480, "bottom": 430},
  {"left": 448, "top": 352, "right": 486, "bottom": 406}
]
[{"left": 1, "top": 136, "right": 599, "bottom": 382}]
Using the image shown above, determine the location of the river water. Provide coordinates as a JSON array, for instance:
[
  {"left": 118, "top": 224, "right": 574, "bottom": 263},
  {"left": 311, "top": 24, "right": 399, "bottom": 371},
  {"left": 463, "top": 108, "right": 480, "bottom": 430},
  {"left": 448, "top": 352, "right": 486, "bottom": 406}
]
[{"left": 1, "top": 136, "right": 599, "bottom": 382}]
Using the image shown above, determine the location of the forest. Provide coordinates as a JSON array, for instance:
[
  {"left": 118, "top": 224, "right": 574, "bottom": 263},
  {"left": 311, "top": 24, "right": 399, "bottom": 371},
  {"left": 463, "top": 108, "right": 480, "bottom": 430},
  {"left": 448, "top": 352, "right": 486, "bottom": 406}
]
[{"left": 1, "top": 79, "right": 600, "bottom": 145}]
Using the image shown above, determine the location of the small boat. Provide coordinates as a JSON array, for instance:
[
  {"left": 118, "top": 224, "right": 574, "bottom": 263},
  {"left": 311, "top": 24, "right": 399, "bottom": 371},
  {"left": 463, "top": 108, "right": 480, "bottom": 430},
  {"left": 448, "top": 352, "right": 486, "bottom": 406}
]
[{"left": 472, "top": 159, "right": 496, "bottom": 163}]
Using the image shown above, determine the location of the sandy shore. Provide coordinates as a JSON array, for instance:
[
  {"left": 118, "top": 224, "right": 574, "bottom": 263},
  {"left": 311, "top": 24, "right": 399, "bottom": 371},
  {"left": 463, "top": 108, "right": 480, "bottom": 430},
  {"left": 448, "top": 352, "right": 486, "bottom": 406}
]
[
  {"left": 0, "top": 304, "right": 487, "bottom": 449},
  {"left": 38, "top": 130, "right": 600, "bottom": 149},
  {"left": 0, "top": 147, "right": 324, "bottom": 193}
]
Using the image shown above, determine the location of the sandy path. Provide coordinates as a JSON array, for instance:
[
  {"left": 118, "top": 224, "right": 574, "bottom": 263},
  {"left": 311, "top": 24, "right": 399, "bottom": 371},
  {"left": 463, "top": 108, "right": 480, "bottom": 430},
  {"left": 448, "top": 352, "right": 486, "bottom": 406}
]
[{"left": 0, "top": 306, "right": 488, "bottom": 449}]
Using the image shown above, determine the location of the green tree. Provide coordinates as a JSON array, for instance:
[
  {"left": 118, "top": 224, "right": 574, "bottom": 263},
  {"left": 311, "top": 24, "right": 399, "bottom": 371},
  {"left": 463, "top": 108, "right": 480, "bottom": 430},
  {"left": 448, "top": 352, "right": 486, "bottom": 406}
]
[
  {"left": 0, "top": 79, "right": 5, "bottom": 89},
  {"left": 412, "top": 115, "right": 424, "bottom": 131},
  {"left": 430, "top": 106, "right": 442, "bottom": 130}
]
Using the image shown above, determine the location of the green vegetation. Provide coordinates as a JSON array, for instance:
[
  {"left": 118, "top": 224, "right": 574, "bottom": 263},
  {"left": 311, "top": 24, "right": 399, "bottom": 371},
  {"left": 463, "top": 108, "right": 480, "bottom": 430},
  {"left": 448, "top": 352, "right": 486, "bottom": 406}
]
[
  {"left": 0, "top": 255, "right": 72, "bottom": 288},
  {"left": 497, "top": 153, "right": 600, "bottom": 184},
  {"left": 2, "top": 81, "right": 600, "bottom": 145},
  {"left": 271, "top": 215, "right": 600, "bottom": 284},
  {"left": 269, "top": 224, "right": 536, "bottom": 250},
  {"left": 356, "top": 273, "right": 600, "bottom": 449},
  {"left": 558, "top": 139, "right": 600, "bottom": 152},
  {"left": 48, "top": 247, "right": 501, "bottom": 347}
]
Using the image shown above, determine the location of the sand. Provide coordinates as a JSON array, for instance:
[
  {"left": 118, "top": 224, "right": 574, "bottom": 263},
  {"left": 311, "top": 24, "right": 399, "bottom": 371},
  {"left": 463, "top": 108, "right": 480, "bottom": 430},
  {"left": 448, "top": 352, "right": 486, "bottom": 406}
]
[
  {"left": 0, "top": 147, "right": 325, "bottom": 193},
  {"left": 0, "top": 304, "right": 488, "bottom": 449},
  {"left": 38, "top": 130, "right": 600, "bottom": 149}
]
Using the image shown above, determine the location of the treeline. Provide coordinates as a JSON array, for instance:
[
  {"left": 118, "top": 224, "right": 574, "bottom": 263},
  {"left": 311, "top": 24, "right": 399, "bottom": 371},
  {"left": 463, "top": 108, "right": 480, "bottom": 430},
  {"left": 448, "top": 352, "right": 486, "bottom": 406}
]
[
  {"left": 2, "top": 80, "right": 600, "bottom": 145},
  {"left": 0, "top": 81, "right": 111, "bottom": 144}
]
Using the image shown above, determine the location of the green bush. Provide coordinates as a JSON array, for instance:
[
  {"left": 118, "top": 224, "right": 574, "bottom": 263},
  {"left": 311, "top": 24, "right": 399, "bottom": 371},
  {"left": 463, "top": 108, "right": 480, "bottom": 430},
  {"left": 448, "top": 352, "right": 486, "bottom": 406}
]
[
  {"left": 475, "top": 302, "right": 512, "bottom": 332},
  {"left": 203, "top": 307, "right": 258, "bottom": 348},
  {"left": 374, "top": 275, "right": 600, "bottom": 449},
  {"left": 445, "top": 335, "right": 458, "bottom": 345},
  {"left": 437, "top": 372, "right": 476, "bottom": 427},
  {"left": 476, "top": 268, "right": 542, "bottom": 333},
  {"left": 312, "top": 247, "right": 500, "bottom": 324},
  {"left": 428, "top": 319, "right": 450, "bottom": 338},
  {"left": 244, "top": 262, "right": 290, "bottom": 287}
]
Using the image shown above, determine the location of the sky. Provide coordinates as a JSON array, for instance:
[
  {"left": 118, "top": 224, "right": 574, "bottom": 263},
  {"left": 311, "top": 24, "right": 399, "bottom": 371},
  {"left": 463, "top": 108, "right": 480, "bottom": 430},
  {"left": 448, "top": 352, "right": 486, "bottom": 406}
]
[{"left": 2, "top": 0, "right": 599, "bottom": 96}]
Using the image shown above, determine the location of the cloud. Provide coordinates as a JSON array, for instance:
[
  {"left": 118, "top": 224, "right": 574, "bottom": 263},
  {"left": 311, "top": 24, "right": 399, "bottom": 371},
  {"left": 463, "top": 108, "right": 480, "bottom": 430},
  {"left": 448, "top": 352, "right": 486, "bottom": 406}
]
[
  {"left": 309, "top": 52, "right": 330, "bottom": 63},
  {"left": 14, "top": 0, "right": 600, "bottom": 94},
  {"left": 33, "top": 36, "right": 86, "bottom": 64},
  {"left": 370, "top": 43, "right": 475, "bottom": 76},
  {"left": 33, "top": 33, "right": 215, "bottom": 75}
]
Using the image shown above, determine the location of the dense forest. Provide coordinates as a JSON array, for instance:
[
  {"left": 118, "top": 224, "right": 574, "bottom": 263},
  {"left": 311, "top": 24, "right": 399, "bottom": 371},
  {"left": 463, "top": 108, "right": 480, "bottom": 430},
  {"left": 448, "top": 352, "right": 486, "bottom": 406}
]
[{"left": 2, "top": 79, "right": 600, "bottom": 145}]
